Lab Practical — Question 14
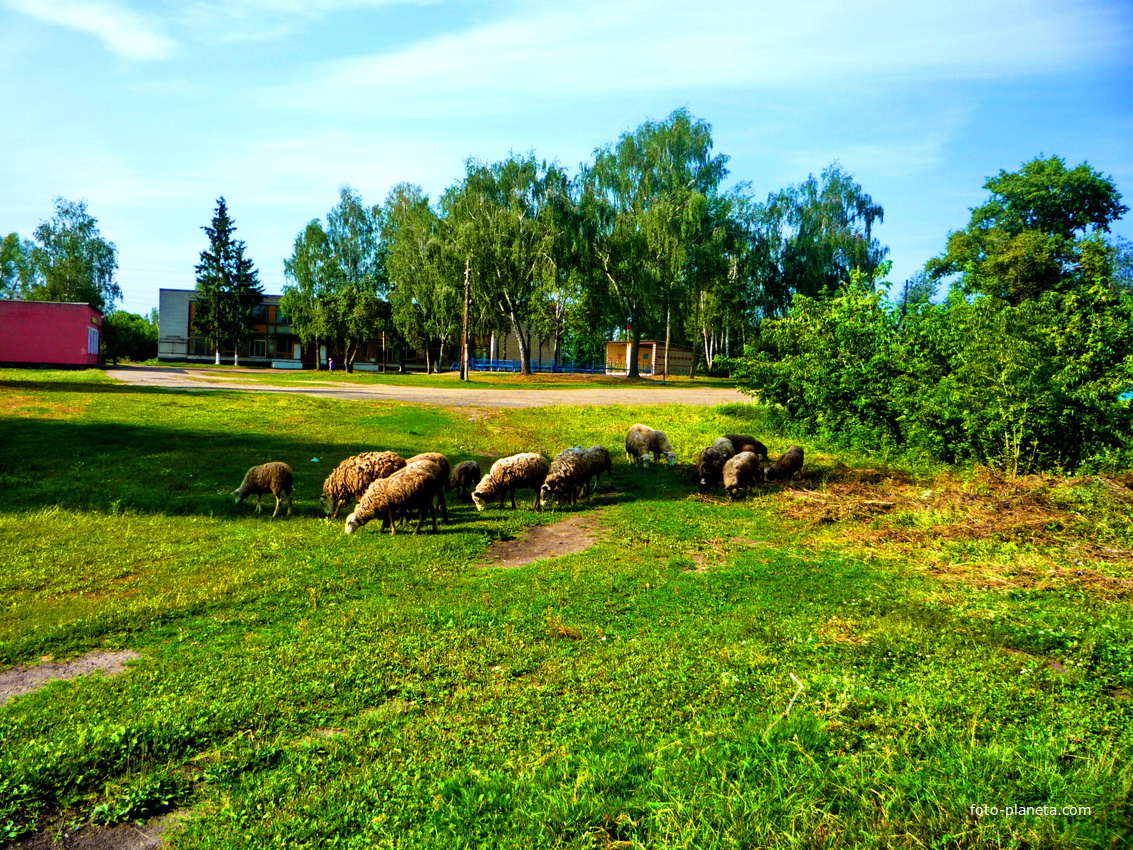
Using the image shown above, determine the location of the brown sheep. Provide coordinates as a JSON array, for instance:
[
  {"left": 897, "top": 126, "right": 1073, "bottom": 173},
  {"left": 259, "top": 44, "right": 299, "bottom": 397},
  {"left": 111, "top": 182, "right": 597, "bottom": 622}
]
[
  {"left": 320, "top": 451, "right": 406, "bottom": 519},
  {"left": 232, "top": 462, "right": 293, "bottom": 517},
  {"left": 472, "top": 453, "right": 550, "bottom": 511},
  {"left": 723, "top": 451, "right": 761, "bottom": 500},
  {"left": 447, "top": 460, "right": 482, "bottom": 502},
  {"left": 405, "top": 452, "right": 450, "bottom": 521},
  {"left": 723, "top": 434, "right": 769, "bottom": 460},
  {"left": 540, "top": 447, "right": 591, "bottom": 507},
  {"left": 696, "top": 438, "right": 736, "bottom": 494},
  {"left": 583, "top": 445, "right": 612, "bottom": 494},
  {"left": 763, "top": 446, "right": 805, "bottom": 483},
  {"left": 344, "top": 461, "right": 442, "bottom": 535}
]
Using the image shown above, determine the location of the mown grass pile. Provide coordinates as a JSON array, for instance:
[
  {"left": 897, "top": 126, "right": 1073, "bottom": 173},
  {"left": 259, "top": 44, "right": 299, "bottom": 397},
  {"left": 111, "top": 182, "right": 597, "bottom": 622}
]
[{"left": 1, "top": 370, "right": 1130, "bottom": 848}]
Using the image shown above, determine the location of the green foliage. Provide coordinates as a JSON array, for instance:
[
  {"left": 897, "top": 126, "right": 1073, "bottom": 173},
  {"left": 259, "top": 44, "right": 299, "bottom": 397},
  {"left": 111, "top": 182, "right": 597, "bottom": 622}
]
[
  {"left": 928, "top": 156, "right": 1129, "bottom": 305},
  {"left": 281, "top": 187, "right": 389, "bottom": 372},
  {"left": 193, "top": 197, "right": 263, "bottom": 364},
  {"left": 9, "top": 199, "right": 120, "bottom": 311},
  {"left": 101, "top": 311, "right": 158, "bottom": 363}
]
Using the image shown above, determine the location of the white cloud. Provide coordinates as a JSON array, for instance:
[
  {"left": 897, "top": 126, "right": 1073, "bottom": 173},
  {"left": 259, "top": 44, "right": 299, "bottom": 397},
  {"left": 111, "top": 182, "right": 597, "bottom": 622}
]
[
  {"left": 2, "top": 0, "right": 174, "bottom": 60},
  {"left": 278, "top": 0, "right": 1128, "bottom": 115}
]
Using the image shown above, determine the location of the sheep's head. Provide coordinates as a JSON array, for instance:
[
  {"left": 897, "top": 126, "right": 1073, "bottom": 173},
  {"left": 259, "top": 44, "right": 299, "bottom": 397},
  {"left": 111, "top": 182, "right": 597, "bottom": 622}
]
[
  {"left": 472, "top": 490, "right": 489, "bottom": 511},
  {"left": 231, "top": 486, "right": 248, "bottom": 504},
  {"left": 698, "top": 477, "right": 709, "bottom": 493},
  {"left": 665, "top": 452, "right": 677, "bottom": 466},
  {"left": 639, "top": 454, "right": 653, "bottom": 467},
  {"left": 344, "top": 513, "right": 360, "bottom": 534},
  {"left": 319, "top": 493, "right": 337, "bottom": 515}
]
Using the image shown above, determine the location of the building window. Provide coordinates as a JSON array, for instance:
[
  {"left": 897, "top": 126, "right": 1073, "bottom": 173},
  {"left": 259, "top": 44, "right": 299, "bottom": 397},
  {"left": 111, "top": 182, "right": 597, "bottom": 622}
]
[
  {"left": 88, "top": 328, "right": 99, "bottom": 355},
  {"left": 253, "top": 340, "right": 267, "bottom": 358}
]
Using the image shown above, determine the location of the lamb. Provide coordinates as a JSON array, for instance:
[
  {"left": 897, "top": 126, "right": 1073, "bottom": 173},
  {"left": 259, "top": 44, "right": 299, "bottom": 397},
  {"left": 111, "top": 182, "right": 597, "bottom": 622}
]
[
  {"left": 723, "top": 434, "right": 769, "bottom": 460},
  {"left": 344, "top": 461, "right": 443, "bottom": 535},
  {"left": 722, "top": 451, "right": 762, "bottom": 500},
  {"left": 472, "top": 453, "right": 550, "bottom": 511},
  {"left": 696, "top": 437, "right": 736, "bottom": 494},
  {"left": 232, "top": 462, "right": 293, "bottom": 517},
  {"left": 447, "top": 460, "right": 482, "bottom": 502},
  {"left": 540, "top": 447, "right": 592, "bottom": 507},
  {"left": 625, "top": 424, "right": 677, "bottom": 467},
  {"left": 320, "top": 451, "right": 406, "bottom": 519},
  {"left": 763, "top": 446, "right": 805, "bottom": 483}
]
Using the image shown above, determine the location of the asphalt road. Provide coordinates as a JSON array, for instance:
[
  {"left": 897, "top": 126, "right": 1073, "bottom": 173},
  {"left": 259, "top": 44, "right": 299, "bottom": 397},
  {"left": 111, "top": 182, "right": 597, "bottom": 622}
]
[{"left": 104, "top": 366, "right": 750, "bottom": 408}]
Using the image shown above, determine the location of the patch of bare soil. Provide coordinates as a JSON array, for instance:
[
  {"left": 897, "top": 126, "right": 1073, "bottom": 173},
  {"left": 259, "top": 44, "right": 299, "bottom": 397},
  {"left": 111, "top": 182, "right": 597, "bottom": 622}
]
[
  {"left": 12, "top": 813, "right": 178, "bottom": 850},
  {"left": 480, "top": 512, "right": 605, "bottom": 568},
  {"left": 770, "top": 466, "right": 1133, "bottom": 594},
  {"left": 0, "top": 651, "right": 141, "bottom": 706}
]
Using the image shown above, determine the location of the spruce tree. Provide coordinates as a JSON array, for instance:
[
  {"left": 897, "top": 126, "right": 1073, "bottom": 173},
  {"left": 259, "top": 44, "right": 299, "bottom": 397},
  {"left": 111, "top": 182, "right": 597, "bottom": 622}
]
[{"left": 194, "top": 197, "right": 263, "bottom": 365}]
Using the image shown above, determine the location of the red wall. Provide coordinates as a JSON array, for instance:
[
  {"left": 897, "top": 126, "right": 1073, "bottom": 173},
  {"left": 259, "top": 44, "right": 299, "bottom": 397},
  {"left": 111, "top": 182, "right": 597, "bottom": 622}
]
[{"left": 0, "top": 301, "right": 102, "bottom": 366}]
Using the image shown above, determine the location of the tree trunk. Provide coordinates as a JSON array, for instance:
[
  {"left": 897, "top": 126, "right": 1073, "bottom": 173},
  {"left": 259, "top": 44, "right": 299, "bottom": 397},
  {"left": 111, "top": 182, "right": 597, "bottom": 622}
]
[
  {"left": 214, "top": 347, "right": 221, "bottom": 366},
  {"left": 663, "top": 306, "right": 671, "bottom": 382},
  {"left": 627, "top": 330, "right": 641, "bottom": 379},
  {"left": 490, "top": 332, "right": 498, "bottom": 361},
  {"left": 510, "top": 313, "right": 532, "bottom": 375}
]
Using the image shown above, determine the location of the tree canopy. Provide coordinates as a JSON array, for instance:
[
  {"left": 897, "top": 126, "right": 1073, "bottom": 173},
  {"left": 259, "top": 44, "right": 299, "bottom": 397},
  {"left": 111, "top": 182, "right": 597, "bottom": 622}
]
[{"left": 193, "top": 197, "right": 263, "bottom": 365}]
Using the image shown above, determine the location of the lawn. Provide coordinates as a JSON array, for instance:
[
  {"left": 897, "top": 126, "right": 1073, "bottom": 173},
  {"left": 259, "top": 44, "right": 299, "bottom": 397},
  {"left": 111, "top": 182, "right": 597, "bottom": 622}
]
[{"left": 0, "top": 369, "right": 1130, "bottom": 848}]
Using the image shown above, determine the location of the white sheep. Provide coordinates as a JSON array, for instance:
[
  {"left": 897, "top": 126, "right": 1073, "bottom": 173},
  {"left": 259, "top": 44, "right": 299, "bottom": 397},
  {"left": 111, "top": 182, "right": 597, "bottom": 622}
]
[
  {"left": 472, "top": 453, "right": 550, "bottom": 511},
  {"left": 232, "top": 462, "right": 293, "bottom": 517},
  {"left": 625, "top": 424, "right": 676, "bottom": 467}
]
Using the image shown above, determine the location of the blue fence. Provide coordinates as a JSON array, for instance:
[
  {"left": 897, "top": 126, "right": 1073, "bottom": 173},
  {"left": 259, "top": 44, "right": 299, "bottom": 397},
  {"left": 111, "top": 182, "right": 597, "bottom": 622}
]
[{"left": 450, "top": 358, "right": 607, "bottom": 374}]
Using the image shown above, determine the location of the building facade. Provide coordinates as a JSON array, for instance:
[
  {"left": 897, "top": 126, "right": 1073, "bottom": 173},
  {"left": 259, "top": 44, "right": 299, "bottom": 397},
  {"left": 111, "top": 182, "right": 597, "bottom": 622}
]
[
  {"left": 605, "top": 340, "right": 695, "bottom": 376},
  {"left": 0, "top": 300, "right": 102, "bottom": 367},
  {"left": 158, "top": 289, "right": 302, "bottom": 367}
]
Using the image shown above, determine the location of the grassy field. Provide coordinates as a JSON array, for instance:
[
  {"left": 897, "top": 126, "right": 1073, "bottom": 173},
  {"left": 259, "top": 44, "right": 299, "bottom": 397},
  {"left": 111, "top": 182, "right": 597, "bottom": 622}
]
[
  {"left": 1, "top": 369, "right": 1130, "bottom": 848},
  {"left": 139, "top": 363, "right": 739, "bottom": 390}
]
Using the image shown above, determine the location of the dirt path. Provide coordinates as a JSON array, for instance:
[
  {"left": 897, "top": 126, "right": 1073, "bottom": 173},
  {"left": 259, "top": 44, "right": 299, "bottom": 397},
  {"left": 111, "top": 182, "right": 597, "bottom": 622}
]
[{"left": 104, "top": 367, "right": 747, "bottom": 408}]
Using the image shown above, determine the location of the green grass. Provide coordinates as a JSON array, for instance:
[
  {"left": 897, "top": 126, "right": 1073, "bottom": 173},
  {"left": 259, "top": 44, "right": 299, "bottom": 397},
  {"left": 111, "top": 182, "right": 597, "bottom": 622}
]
[{"left": 0, "top": 369, "right": 1130, "bottom": 848}]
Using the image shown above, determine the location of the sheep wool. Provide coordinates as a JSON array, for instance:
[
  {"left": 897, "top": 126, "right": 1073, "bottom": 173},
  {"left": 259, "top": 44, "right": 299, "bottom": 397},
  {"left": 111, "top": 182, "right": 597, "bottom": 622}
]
[
  {"left": 722, "top": 434, "right": 769, "bottom": 460},
  {"left": 723, "top": 451, "right": 762, "bottom": 500},
  {"left": 541, "top": 447, "right": 592, "bottom": 507},
  {"left": 320, "top": 451, "right": 406, "bottom": 519},
  {"left": 233, "top": 462, "right": 293, "bottom": 517},
  {"left": 626, "top": 424, "right": 676, "bottom": 466},
  {"left": 404, "top": 452, "right": 450, "bottom": 521},
  {"left": 344, "top": 461, "right": 443, "bottom": 535},
  {"left": 583, "top": 445, "right": 612, "bottom": 491},
  {"left": 448, "top": 461, "right": 482, "bottom": 501},
  {"left": 763, "top": 446, "right": 805, "bottom": 483},
  {"left": 696, "top": 438, "right": 736, "bottom": 494},
  {"left": 472, "top": 453, "right": 550, "bottom": 512}
]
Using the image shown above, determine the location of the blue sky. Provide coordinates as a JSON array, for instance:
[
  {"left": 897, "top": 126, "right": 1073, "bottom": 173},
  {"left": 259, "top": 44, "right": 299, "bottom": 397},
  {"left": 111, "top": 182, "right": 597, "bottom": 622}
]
[{"left": 2, "top": 0, "right": 1131, "bottom": 316}]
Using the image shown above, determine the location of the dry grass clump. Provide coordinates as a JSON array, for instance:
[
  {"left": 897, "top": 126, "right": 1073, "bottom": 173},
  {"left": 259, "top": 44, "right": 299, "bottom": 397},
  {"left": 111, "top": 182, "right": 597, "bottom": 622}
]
[{"left": 768, "top": 464, "right": 1133, "bottom": 596}]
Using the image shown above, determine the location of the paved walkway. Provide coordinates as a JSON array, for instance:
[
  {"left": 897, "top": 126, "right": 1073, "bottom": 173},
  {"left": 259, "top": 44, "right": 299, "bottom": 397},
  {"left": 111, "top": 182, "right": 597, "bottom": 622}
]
[{"left": 104, "top": 366, "right": 749, "bottom": 408}]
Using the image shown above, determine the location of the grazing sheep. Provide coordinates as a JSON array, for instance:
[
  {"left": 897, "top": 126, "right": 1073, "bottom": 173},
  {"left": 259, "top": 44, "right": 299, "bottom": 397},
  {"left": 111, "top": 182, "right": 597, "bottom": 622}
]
[
  {"left": 447, "top": 460, "right": 482, "bottom": 502},
  {"left": 625, "top": 424, "right": 677, "bottom": 467},
  {"left": 233, "top": 462, "right": 293, "bottom": 517},
  {"left": 582, "top": 445, "right": 612, "bottom": 494},
  {"left": 723, "top": 434, "right": 769, "bottom": 459},
  {"left": 763, "top": 446, "right": 805, "bottom": 483},
  {"left": 723, "top": 451, "right": 762, "bottom": 500},
  {"left": 405, "top": 452, "right": 450, "bottom": 521},
  {"left": 540, "top": 447, "right": 592, "bottom": 507},
  {"left": 344, "top": 461, "right": 443, "bottom": 535},
  {"left": 320, "top": 451, "right": 406, "bottom": 519},
  {"left": 696, "top": 438, "right": 736, "bottom": 494},
  {"left": 472, "top": 453, "right": 550, "bottom": 511}
]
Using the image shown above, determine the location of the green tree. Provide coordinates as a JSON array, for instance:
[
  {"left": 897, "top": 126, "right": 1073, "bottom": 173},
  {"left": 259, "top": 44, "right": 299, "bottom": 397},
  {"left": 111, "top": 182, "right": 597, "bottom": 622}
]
[
  {"left": 580, "top": 108, "right": 729, "bottom": 377},
  {"left": 102, "top": 311, "right": 158, "bottom": 364},
  {"left": 756, "top": 163, "right": 886, "bottom": 318},
  {"left": 383, "top": 184, "right": 463, "bottom": 373},
  {"left": 927, "top": 156, "right": 1128, "bottom": 304},
  {"left": 194, "top": 197, "right": 263, "bottom": 365},
  {"left": 281, "top": 187, "right": 388, "bottom": 372},
  {"left": 18, "top": 198, "right": 120, "bottom": 311},
  {"left": 1, "top": 232, "right": 35, "bottom": 299},
  {"left": 444, "top": 154, "right": 567, "bottom": 375}
]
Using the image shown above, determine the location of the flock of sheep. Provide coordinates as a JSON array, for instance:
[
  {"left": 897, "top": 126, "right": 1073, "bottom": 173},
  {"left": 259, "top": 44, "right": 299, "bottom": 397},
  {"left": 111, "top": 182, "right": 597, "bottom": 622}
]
[{"left": 231, "top": 423, "right": 804, "bottom": 535}]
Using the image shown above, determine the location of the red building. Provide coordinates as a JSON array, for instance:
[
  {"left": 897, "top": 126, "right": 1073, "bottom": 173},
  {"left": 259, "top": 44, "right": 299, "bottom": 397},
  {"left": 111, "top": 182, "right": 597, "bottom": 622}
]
[{"left": 0, "top": 300, "right": 102, "bottom": 367}]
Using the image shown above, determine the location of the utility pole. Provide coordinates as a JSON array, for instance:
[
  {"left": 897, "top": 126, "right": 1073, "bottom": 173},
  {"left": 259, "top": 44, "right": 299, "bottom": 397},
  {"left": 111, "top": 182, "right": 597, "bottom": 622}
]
[{"left": 460, "top": 257, "right": 471, "bottom": 381}]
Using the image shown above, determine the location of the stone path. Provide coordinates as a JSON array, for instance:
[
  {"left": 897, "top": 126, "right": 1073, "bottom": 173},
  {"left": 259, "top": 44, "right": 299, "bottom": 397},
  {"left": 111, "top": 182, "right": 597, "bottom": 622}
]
[{"left": 104, "top": 366, "right": 748, "bottom": 408}]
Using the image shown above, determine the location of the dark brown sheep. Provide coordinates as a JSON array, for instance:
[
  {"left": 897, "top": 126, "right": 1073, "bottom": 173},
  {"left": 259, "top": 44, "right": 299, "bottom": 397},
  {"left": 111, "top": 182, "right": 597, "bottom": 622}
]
[
  {"left": 763, "top": 446, "right": 805, "bottom": 483},
  {"left": 723, "top": 434, "right": 768, "bottom": 460},
  {"left": 233, "top": 462, "right": 293, "bottom": 517},
  {"left": 696, "top": 438, "right": 736, "bottom": 494},
  {"left": 723, "top": 451, "right": 761, "bottom": 500},
  {"left": 447, "top": 461, "right": 482, "bottom": 501}
]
